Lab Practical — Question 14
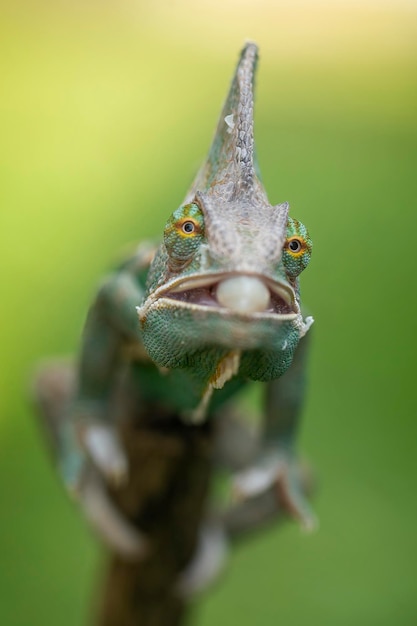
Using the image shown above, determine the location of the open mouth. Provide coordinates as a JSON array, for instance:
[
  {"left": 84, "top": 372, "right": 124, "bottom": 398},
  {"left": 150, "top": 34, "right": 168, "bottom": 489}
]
[{"left": 159, "top": 273, "right": 298, "bottom": 318}]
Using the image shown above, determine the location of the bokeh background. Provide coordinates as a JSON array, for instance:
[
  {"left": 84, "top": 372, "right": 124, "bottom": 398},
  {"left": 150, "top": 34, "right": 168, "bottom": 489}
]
[{"left": 1, "top": 0, "right": 416, "bottom": 624}]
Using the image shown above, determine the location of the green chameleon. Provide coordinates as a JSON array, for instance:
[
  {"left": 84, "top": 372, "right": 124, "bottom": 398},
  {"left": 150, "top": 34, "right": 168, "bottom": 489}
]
[{"left": 36, "top": 42, "right": 315, "bottom": 605}]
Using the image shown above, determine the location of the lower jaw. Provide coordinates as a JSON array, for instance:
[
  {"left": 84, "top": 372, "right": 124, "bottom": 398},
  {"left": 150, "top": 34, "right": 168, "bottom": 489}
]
[{"left": 140, "top": 303, "right": 302, "bottom": 377}]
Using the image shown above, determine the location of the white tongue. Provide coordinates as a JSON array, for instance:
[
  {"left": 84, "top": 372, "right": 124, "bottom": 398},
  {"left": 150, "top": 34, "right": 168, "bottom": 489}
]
[{"left": 216, "top": 276, "right": 270, "bottom": 314}]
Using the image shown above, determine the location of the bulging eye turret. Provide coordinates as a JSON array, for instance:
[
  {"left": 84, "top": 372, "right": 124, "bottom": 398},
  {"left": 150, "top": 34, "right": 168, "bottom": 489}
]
[
  {"left": 282, "top": 217, "right": 312, "bottom": 278},
  {"left": 163, "top": 203, "right": 205, "bottom": 270}
]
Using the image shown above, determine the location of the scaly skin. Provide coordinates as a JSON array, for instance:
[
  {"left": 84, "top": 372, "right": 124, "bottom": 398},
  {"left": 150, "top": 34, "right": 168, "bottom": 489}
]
[{"left": 39, "top": 42, "right": 316, "bottom": 596}]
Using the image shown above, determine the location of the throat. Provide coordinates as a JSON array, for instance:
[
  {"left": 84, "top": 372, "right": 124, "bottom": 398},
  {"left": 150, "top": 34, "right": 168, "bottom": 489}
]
[{"left": 183, "top": 350, "right": 241, "bottom": 424}]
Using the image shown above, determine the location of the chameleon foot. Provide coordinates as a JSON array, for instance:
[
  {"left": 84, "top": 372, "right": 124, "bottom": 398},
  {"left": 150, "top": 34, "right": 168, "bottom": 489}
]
[
  {"left": 175, "top": 521, "right": 228, "bottom": 598},
  {"left": 232, "top": 451, "right": 317, "bottom": 532},
  {"left": 78, "top": 466, "right": 149, "bottom": 560},
  {"left": 80, "top": 422, "right": 128, "bottom": 487}
]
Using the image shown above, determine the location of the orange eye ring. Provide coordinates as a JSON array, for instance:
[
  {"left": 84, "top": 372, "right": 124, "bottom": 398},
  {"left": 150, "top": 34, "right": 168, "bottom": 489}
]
[
  {"left": 176, "top": 217, "right": 200, "bottom": 238},
  {"left": 285, "top": 236, "right": 306, "bottom": 257}
]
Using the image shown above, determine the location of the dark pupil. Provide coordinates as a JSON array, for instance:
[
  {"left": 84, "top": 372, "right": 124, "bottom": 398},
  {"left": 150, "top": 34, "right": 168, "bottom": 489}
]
[
  {"left": 289, "top": 239, "right": 301, "bottom": 252},
  {"left": 183, "top": 221, "right": 195, "bottom": 233}
]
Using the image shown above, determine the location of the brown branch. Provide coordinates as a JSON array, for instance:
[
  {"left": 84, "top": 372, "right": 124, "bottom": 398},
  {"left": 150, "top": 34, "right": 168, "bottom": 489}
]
[{"left": 96, "top": 417, "right": 214, "bottom": 626}]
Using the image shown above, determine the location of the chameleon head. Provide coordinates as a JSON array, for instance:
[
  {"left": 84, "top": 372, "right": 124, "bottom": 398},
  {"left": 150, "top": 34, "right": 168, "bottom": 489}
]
[
  {"left": 137, "top": 197, "right": 313, "bottom": 381},
  {"left": 137, "top": 43, "right": 313, "bottom": 382}
]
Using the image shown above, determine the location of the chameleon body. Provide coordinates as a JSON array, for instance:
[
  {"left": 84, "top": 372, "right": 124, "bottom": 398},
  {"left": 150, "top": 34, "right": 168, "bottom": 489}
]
[{"left": 38, "top": 43, "right": 315, "bottom": 604}]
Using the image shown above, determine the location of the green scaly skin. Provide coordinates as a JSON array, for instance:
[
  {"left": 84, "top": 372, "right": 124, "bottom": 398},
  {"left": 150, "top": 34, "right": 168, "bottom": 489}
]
[{"left": 58, "top": 42, "right": 316, "bottom": 568}]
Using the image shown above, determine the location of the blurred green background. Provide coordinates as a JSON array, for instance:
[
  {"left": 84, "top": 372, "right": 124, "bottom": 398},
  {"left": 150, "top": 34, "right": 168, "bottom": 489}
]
[{"left": 1, "top": 1, "right": 416, "bottom": 624}]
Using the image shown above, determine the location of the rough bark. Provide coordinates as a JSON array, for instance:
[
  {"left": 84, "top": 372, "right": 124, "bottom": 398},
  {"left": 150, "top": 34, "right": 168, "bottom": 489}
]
[{"left": 96, "top": 418, "right": 213, "bottom": 626}]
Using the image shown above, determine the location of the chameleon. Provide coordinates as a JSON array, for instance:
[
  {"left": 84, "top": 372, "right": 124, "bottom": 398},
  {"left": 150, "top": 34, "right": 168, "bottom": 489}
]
[{"left": 35, "top": 42, "right": 315, "bottom": 615}]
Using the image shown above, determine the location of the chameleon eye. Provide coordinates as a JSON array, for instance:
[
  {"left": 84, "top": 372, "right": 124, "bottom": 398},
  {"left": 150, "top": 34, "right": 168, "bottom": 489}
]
[
  {"left": 288, "top": 239, "right": 302, "bottom": 253},
  {"left": 182, "top": 221, "right": 195, "bottom": 235},
  {"left": 286, "top": 237, "right": 305, "bottom": 257}
]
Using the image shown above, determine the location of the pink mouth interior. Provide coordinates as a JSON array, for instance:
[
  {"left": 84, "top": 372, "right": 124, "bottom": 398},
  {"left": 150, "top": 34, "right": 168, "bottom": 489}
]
[{"left": 166, "top": 284, "right": 294, "bottom": 315}]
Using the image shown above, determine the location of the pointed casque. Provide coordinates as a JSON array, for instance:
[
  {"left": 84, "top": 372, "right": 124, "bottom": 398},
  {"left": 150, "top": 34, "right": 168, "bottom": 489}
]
[{"left": 187, "top": 42, "right": 267, "bottom": 205}]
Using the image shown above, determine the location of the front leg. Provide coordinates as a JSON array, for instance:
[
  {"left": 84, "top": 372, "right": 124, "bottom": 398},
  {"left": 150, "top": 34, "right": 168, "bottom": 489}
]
[
  {"left": 232, "top": 330, "right": 317, "bottom": 531},
  {"left": 35, "top": 268, "right": 151, "bottom": 558},
  {"left": 34, "top": 359, "right": 148, "bottom": 559},
  {"left": 63, "top": 270, "right": 144, "bottom": 489},
  {"left": 176, "top": 362, "right": 316, "bottom": 597}
]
